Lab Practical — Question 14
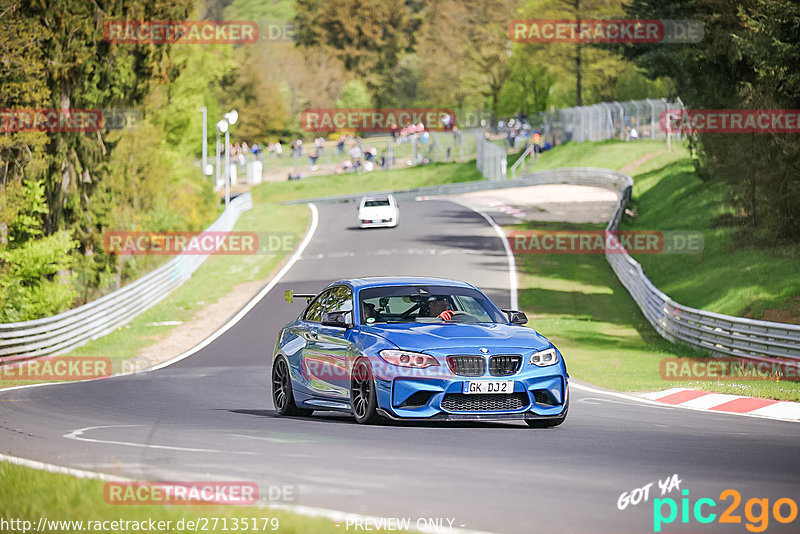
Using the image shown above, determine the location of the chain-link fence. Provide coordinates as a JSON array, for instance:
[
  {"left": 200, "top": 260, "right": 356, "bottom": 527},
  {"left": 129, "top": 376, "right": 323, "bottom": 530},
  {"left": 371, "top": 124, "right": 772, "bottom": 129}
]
[
  {"left": 477, "top": 97, "right": 686, "bottom": 180},
  {"left": 535, "top": 97, "right": 685, "bottom": 144}
]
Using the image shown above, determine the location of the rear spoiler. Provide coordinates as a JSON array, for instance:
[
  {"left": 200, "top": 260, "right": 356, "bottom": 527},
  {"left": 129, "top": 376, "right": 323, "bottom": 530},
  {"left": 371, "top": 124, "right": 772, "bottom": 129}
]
[{"left": 284, "top": 290, "right": 316, "bottom": 303}]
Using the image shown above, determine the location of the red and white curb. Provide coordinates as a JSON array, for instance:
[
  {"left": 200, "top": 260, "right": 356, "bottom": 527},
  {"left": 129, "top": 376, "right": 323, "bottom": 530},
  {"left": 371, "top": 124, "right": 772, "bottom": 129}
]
[{"left": 641, "top": 388, "right": 800, "bottom": 421}]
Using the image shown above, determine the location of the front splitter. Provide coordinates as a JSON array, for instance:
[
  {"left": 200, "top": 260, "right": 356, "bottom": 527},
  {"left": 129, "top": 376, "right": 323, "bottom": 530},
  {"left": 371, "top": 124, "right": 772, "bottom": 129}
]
[{"left": 376, "top": 408, "right": 565, "bottom": 422}]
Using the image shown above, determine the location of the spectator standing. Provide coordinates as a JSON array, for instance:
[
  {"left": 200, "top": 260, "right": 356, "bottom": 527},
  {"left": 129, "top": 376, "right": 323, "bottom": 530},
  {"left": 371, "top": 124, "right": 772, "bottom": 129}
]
[{"left": 309, "top": 148, "right": 319, "bottom": 170}]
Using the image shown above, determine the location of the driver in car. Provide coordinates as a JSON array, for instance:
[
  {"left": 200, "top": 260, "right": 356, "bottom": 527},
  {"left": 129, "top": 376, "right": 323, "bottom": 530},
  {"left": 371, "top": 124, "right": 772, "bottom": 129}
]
[{"left": 429, "top": 296, "right": 455, "bottom": 321}]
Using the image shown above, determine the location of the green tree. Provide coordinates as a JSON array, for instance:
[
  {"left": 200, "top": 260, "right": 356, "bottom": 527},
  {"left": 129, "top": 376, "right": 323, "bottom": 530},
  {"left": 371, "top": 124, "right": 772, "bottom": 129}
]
[
  {"left": 1, "top": 1, "right": 233, "bottom": 318},
  {"left": 0, "top": 178, "right": 77, "bottom": 322},
  {"left": 517, "top": 0, "right": 630, "bottom": 107},
  {"left": 336, "top": 80, "right": 374, "bottom": 109},
  {"left": 624, "top": 0, "right": 800, "bottom": 241},
  {"left": 17, "top": 0, "right": 191, "bottom": 238},
  {"left": 0, "top": 230, "right": 78, "bottom": 322},
  {"left": 498, "top": 51, "right": 555, "bottom": 116},
  {"left": 0, "top": 1, "right": 78, "bottom": 320},
  {"left": 0, "top": 0, "right": 50, "bottom": 186}
]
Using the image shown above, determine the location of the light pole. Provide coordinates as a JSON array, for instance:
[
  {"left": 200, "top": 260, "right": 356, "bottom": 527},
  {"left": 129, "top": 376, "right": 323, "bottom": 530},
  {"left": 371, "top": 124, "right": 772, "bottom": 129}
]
[
  {"left": 216, "top": 119, "right": 228, "bottom": 197},
  {"left": 222, "top": 110, "right": 238, "bottom": 208},
  {"left": 200, "top": 107, "right": 209, "bottom": 176}
]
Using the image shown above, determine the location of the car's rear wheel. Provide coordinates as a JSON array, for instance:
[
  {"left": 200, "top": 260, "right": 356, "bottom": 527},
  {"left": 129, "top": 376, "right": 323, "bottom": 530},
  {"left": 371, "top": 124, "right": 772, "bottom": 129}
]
[
  {"left": 351, "top": 358, "right": 382, "bottom": 424},
  {"left": 272, "top": 357, "right": 313, "bottom": 417},
  {"left": 525, "top": 398, "right": 568, "bottom": 428}
]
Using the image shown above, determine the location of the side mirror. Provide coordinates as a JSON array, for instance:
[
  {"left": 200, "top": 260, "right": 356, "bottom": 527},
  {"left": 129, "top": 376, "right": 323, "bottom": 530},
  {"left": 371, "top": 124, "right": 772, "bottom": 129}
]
[
  {"left": 502, "top": 309, "right": 528, "bottom": 325},
  {"left": 321, "top": 311, "right": 351, "bottom": 328}
]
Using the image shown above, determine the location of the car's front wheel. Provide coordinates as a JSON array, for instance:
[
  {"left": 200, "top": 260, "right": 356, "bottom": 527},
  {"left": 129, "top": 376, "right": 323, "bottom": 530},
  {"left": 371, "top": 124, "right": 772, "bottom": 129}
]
[
  {"left": 272, "top": 357, "right": 313, "bottom": 417},
  {"left": 351, "top": 358, "right": 382, "bottom": 424},
  {"left": 525, "top": 398, "right": 568, "bottom": 428}
]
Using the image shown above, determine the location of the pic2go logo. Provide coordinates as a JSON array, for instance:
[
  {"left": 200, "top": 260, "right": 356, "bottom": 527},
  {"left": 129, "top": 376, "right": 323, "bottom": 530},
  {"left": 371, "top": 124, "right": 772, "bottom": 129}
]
[{"left": 653, "top": 489, "right": 798, "bottom": 532}]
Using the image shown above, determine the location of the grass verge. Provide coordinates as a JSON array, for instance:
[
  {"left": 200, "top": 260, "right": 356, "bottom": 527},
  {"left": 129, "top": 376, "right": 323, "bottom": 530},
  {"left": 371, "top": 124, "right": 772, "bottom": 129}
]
[
  {"left": 528, "top": 139, "right": 668, "bottom": 171},
  {"left": 515, "top": 140, "right": 800, "bottom": 401},
  {"left": 624, "top": 154, "right": 800, "bottom": 320},
  {"left": 0, "top": 462, "right": 346, "bottom": 534}
]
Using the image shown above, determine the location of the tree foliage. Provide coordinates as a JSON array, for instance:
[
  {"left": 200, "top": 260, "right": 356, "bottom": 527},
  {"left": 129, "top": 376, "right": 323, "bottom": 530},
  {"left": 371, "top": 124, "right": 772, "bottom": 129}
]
[
  {"left": 0, "top": 0, "right": 226, "bottom": 320},
  {"left": 417, "top": 0, "right": 515, "bottom": 113},
  {"left": 336, "top": 80, "right": 373, "bottom": 109},
  {"left": 624, "top": 0, "right": 800, "bottom": 242},
  {"left": 294, "top": 0, "right": 420, "bottom": 106}
]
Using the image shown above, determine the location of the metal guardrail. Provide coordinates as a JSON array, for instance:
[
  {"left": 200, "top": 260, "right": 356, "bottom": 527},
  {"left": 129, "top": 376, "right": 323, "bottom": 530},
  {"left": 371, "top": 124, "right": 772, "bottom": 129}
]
[
  {"left": 509, "top": 143, "right": 535, "bottom": 180},
  {"left": 0, "top": 193, "right": 253, "bottom": 363},
  {"left": 581, "top": 169, "right": 800, "bottom": 363},
  {"left": 285, "top": 167, "right": 800, "bottom": 361}
]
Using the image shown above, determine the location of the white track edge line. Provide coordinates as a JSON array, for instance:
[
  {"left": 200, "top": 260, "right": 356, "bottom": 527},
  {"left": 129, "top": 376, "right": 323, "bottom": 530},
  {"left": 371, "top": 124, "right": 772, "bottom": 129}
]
[
  {"left": 0, "top": 453, "right": 494, "bottom": 534},
  {"left": 0, "top": 203, "right": 320, "bottom": 394},
  {"left": 447, "top": 199, "right": 518, "bottom": 310}
]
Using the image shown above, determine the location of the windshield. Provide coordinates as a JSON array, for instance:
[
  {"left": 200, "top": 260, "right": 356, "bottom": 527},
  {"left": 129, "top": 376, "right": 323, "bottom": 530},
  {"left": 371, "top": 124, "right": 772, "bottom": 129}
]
[
  {"left": 359, "top": 285, "right": 505, "bottom": 324},
  {"left": 363, "top": 199, "right": 390, "bottom": 207}
]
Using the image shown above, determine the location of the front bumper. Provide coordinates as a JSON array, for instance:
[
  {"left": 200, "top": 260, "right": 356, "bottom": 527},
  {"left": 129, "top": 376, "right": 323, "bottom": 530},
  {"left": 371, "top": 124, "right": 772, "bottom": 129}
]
[{"left": 373, "top": 370, "right": 569, "bottom": 420}]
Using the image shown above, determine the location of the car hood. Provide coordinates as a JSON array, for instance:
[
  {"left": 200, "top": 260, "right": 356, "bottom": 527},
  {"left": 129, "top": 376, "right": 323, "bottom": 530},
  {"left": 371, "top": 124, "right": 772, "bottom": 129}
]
[{"left": 360, "top": 322, "right": 551, "bottom": 351}]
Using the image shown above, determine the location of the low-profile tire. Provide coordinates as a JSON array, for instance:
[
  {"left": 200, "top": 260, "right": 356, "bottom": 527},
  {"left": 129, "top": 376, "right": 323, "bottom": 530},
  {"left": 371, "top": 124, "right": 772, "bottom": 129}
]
[
  {"left": 272, "top": 357, "right": 313, "bottom": 417},
  {"left": 351, "top": 358, "right": 382, "bottom": 424},
  {"left": 525, "top": 398, "right": 568, "bottom": 428}
]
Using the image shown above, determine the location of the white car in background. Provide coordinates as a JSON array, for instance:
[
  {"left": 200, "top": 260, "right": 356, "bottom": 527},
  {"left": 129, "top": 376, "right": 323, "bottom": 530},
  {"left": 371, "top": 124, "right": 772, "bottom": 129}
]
[{"left": 358, "top": 195, "right": 399, "bottom": 228}]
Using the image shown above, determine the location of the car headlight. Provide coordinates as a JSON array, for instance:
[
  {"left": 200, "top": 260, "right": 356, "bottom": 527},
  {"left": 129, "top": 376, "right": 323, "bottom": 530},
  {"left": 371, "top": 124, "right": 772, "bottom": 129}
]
[
  {"left": 379, "top": 350, "right": 439, "bottom": 368},
  {"left": 529, "top": 348, "right": 558, "bottom": 367}
]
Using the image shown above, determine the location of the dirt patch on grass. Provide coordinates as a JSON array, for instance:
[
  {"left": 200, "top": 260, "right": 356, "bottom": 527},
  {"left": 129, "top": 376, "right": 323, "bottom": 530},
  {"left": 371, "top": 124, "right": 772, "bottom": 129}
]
[
  {"left": 619, "top": 149, "right": 666, "bottom": 174},
  {"left": 740, "top": 296, "right": 800, "bottom": 325}
]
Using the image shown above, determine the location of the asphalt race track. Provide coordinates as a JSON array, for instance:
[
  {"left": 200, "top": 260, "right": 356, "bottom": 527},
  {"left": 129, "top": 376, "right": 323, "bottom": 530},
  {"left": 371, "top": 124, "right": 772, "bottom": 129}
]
[{"left": 1, "top": 199, "right": 799, "bottom": 534}]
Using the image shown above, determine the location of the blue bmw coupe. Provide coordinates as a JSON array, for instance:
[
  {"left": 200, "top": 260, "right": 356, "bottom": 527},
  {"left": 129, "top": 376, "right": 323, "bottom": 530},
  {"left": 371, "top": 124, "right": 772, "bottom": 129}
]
[{"left": 272, "top": 277, "right": 568, "bottom": 426}]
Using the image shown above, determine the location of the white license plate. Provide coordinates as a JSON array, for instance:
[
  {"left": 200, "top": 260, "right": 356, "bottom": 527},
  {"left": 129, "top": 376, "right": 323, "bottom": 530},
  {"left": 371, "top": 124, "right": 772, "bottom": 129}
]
[{"left": 463, "top": 380, "right": 514, "bottom": 394}]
